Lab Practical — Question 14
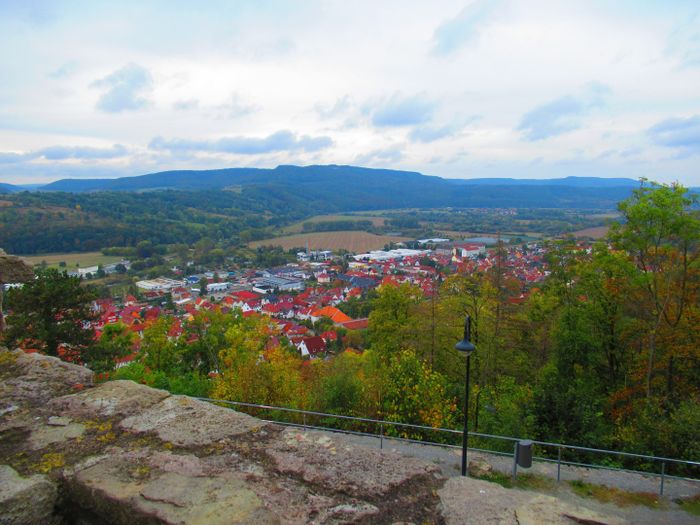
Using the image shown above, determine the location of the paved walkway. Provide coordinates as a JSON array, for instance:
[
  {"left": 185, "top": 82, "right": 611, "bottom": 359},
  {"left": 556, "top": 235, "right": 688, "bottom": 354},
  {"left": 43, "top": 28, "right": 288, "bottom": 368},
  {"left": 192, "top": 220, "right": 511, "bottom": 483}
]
[
  {"left": 324, "top": 430, "right": 700, "bottom": 501},
  {"left": 331, "top": 432, "right": 700, "bottom": 525}
]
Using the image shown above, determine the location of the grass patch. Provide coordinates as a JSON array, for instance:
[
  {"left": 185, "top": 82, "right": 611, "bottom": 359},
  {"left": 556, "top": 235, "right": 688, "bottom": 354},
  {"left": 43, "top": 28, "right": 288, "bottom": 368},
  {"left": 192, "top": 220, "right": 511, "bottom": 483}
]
[
  {"left": 473, "top": 470, "right": 557, "bottom": 491},
  {"left": 569, "top": 479, "right": 666, "bottom": 509},
  {"left": 281, "top": 214, "right": 387, "bottom": 234},
  {"left": 676, "top": 494, "right": 700, "bottom": 516}
]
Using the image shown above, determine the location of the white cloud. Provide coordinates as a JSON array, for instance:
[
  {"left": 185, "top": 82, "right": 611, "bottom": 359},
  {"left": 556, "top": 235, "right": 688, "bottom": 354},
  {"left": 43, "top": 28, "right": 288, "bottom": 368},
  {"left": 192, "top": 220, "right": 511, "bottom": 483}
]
[
  {"left": 91, "top": 63, "right": 153, "bottom": 113},
  {"left": 0, "top": 1, "right": 699, "bottom": 185}
]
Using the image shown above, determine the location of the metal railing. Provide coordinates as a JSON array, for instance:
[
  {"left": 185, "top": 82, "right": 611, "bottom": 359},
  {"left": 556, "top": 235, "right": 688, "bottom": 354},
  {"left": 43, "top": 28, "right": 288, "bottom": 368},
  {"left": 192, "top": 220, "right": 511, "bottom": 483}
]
[{"left": 196, "top": 397, "right": 700, "bottom": 496}]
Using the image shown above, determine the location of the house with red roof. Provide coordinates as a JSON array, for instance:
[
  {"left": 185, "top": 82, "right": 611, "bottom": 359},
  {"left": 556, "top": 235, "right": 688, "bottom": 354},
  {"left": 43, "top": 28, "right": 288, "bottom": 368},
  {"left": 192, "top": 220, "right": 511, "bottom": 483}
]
[
  {"left": 311, "top": 306, "right": 352, "bottom": 324},
  {"left": 342, "top": 318, "right": 369, "bottom": 331},
  {"left": 320, "top": 330, "right": 338, "bottom": 343},
  {"left": 296, "top": 336, "right": 326, "bottom": 359}
]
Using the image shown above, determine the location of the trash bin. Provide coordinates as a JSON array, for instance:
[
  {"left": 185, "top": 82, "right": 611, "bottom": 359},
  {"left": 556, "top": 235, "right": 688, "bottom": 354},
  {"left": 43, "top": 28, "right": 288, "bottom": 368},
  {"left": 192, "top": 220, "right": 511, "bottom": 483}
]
[{"left": 517, "top": 440, "right": 533, "bottom": 468}]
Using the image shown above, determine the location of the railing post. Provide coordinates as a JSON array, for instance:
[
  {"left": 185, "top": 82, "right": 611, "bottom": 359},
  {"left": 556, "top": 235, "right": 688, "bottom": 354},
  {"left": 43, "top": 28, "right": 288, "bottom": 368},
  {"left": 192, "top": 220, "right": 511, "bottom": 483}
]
[
  {"left": 557, "top": 446, "right": 562, "bottom": 482},
  {"left": 660, "top": 461, "right": 665, "bottom": 496},
  {"left": 512, "top": 441, "right": 518, "bottom": 482},
  {"left": 303, "top": 413, "right": 307, "bottom": 429},
  {"left": 379, "top": 423, "right": 384, "bottom": 450}
]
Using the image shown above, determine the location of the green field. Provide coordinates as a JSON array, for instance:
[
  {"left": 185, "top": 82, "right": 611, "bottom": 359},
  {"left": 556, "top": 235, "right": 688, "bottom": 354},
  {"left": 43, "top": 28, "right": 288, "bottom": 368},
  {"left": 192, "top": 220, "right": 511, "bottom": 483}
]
[
  {"left": 281, "top": 214, "right": 387, "bottom": 234},
  {"left": 20, "top": 251, "right": 122, "bottom": 269}
]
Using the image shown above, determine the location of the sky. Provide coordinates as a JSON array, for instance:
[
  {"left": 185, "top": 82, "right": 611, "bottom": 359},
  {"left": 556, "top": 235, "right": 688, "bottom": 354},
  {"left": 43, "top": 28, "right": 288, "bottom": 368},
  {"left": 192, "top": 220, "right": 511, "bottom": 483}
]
[{"left": 1, "top": 0, "right": 700, "bottom": 185}]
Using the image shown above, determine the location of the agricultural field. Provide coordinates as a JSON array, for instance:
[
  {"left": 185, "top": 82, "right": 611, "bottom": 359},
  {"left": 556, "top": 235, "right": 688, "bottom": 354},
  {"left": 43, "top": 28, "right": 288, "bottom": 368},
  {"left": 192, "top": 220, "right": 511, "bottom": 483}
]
[
  {"left": 249, "top": 231, "right": 411, "bottom": 252},
  {"left": 281, "top": 214, "right": 387, "bottom": 234},
  {"left": 435, "top": 230, "right": 544, "bottom": 241},
  {"left": 572, "top": 225, "right": 610, "bottom": 240},
  {"left": 20, "top": 251, "right": 122, "bottom": 269}
]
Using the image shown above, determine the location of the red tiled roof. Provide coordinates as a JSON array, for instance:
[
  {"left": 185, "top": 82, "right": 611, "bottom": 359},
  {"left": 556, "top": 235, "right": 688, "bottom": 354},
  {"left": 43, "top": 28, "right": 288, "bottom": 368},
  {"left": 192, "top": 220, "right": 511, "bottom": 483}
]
[
  {"left": 311, "top": 306, "right": 352, "bottom": 324},
  {"left": 299, "top": 336, "right": 326, "bottom": 356},
  {"left": 342, "top": 318, "right": 369, "bottom": 331}
]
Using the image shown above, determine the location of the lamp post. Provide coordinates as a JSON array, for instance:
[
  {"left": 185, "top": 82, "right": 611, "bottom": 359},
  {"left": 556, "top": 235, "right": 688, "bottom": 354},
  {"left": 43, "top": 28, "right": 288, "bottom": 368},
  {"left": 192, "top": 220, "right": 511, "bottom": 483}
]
[{"left": 455, "top": 315, "right": 476, "bottom": 476}]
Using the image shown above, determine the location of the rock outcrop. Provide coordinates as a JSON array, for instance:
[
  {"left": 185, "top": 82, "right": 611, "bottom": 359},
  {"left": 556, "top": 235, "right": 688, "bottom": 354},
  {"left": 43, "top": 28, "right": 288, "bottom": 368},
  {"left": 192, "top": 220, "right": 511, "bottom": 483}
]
[{"left": 0, "top": 348, "right": 625, "bottom": 524}]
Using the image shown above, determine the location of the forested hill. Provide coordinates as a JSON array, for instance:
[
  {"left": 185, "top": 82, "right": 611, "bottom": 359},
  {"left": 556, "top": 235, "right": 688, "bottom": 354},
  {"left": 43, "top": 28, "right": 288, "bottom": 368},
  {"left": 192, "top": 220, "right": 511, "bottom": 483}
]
[
  {"left": 0, "top": 165, "right": 648, "bottom": 254},
  {"left": 36, "top": 164, "right": 637, "bottom": 210},
  {"left": 0, "top": 182, "right": 22, "bottom": 193}
]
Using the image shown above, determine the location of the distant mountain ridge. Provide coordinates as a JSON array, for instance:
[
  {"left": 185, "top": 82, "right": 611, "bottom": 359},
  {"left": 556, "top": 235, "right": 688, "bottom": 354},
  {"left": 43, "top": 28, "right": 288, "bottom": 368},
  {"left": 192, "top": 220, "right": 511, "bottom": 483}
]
[
  {"left": 1, "top": 165, "right": 648, "bottom": 210},
  {"left": 448, "top": 176, "right": 640, "bottom": 187},
  {"left": 28, "top": 165, "right": 642, "bottom": 210},
  {"left": 36, "top": 165, "right": 639, "bottom": 193},
  {"left": 0, "top": 182, "right": 23, "bottom": 193}
]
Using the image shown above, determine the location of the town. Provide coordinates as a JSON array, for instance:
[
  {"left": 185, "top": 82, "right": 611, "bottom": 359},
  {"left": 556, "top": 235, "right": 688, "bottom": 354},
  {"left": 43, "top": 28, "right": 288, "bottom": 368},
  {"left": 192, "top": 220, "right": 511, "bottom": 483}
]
[{"left": 72, "top": 237, "right": 552, "bottom": 371}]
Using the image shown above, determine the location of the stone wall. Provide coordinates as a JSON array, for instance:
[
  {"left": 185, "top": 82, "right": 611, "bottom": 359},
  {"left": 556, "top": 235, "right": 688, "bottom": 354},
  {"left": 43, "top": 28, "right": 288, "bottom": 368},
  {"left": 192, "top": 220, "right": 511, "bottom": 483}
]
[{"left": 0, "top": 348, "right": 623, "bottom": 524}]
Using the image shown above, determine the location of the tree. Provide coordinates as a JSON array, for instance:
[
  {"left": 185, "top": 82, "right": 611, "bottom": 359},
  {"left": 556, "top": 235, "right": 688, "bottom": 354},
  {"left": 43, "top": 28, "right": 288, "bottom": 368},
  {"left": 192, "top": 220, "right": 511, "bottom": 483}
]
[
  {"left": 609, "top": 180, "right": 700, "bottom": 401},
  {"left": 3, "top": 268, "right": 97, "bottom": 358},
  {"left": 140, "top": 317, "right": 179, "bottom": 373},
  {"left": 0, "top": 252, "right": 34, "bottom": 332},
  {"left": 381, "top": 349, "right": 457, "bottom": 438},
  {"left": 136, "top": 240, "right": 154, "bottom": 259},
  {"left": 368, "top": 283, "right": 422, "bottom": 357},
  {"left": 88, "top": 322, "right": 135, "bottom": 373},
  {"left": 198, "top": 277, "right": 208, "bottom": 297}
]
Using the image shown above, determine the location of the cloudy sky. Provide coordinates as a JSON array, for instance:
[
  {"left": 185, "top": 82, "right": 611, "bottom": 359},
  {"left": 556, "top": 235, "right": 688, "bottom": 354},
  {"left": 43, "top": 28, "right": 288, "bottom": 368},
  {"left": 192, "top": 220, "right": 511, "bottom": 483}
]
[{"left": 1, "top": 0, "right": 700, "bottom": 185}]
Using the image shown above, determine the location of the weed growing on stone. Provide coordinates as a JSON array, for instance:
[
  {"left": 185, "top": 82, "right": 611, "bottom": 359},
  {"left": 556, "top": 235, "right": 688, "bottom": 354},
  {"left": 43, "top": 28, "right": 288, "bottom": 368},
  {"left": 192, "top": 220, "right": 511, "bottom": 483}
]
[
  {"left": 568, "top": 479, "right": 666, "bottom": 509},
  {"left": 0, "top": 351, "right": 18, "bottom": 366},
  {"left": 473, "top": 470, "right": 556, "bottom": 492},
  {"left": 33, "top": 452, "right": 65, "bottom": 473},
  {"left": 675, "top": 494, "right": 700, "bottom": 516}
]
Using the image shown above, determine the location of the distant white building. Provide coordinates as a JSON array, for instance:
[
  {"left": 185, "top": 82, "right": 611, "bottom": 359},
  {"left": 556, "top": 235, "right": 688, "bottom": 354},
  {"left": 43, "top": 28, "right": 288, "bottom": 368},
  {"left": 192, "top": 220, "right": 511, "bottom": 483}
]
[
  {"left": 76, "top": 265, "right": 99, "bottom": 277},
  {"left": 253, "top": 275, "right": 305, "bottom": 293},
  {"left": 206, "top": 282, "right": 230, "bottom": 293},
  {"left": 135, "top": 278, "right": 185, "bottom": 292},
  {"left": 352, "top": 249, "right": 428, "bottom": 262},
  {"left": 452, "top": 243, "right": 486, "bottom": 260}
]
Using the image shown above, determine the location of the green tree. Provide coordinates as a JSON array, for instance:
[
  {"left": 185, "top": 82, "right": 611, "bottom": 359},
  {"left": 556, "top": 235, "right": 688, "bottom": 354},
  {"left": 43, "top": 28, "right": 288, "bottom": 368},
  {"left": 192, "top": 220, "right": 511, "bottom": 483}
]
[
  {"left": 368, "top": 283, "right": 422, "bottom": 357},
  {"left": 198, "top": 277, "right": 209, "bottom": 297},
  {"left": 381, "top": 349, "right": 457, "bottom": 438},
  {"left": 609, "top": 180, "right": 700, "bottom": 400},
  {"left": 136, "top": 240, "right": 154, "bottom": 258},
  {"left": 4, "top": 268, "right": 97, "bottom": 358},
  {"left": 88, "top": 322, "right": 135, "bottom": 373}
]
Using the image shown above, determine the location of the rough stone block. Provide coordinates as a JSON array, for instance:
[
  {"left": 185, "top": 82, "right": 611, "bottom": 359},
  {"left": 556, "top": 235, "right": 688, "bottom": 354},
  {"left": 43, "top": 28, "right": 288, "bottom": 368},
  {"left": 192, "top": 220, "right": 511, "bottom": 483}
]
[
  {"left": 0, "top": 464, "right": 58, "bottom": 525},
  {"left": 64, "top": 449, "right": 278, "bottom": 525},
  {"left": 49, "top": 380, "right": 170, "bottom": 419},
  {"left": 438, "top": 476, "right": 625, "bottom": 525},
  {"left": 119, "top": 395, "right": 262, "bottom": 446},
  {"left": 28, "top": 421, "right": 86, "bottom": 450},
  {"left": 266, "top": 428, "right": 443, "bottom": 499},
  {"left": 0, "top": 349, "right": 93, "bottom": 407}
]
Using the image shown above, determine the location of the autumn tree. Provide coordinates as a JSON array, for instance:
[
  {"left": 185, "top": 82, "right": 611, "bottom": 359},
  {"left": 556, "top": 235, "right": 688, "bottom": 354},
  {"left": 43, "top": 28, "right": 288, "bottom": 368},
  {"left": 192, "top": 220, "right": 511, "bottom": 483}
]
[{"left": 609, "top": 180, "right": 700, "bottom": 402}]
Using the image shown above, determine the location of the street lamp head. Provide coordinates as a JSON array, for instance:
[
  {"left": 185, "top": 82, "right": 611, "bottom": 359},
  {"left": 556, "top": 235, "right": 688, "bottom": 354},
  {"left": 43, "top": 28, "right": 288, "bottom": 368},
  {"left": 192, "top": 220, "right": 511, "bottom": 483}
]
[{"left": 455, "top": 315, "right": 476, "bottom": 356}]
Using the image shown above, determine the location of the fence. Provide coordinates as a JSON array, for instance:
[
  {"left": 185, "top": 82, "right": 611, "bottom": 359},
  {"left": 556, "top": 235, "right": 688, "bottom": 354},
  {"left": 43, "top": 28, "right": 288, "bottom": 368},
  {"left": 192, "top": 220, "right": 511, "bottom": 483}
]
[{"left": 196, "top": 397, "right": 700, "bottom": 496}]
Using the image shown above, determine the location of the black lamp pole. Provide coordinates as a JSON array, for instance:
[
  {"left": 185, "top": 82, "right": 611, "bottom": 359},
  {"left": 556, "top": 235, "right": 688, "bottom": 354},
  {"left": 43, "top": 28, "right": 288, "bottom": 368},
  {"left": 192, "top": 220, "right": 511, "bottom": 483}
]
[{"left": 455, "top": 315, "right": 476, "bottom": 476}]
